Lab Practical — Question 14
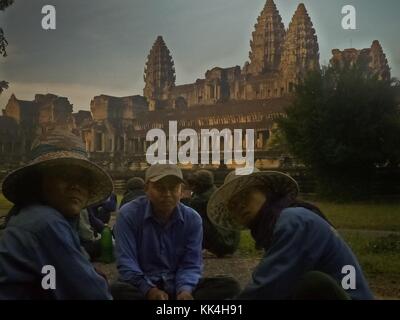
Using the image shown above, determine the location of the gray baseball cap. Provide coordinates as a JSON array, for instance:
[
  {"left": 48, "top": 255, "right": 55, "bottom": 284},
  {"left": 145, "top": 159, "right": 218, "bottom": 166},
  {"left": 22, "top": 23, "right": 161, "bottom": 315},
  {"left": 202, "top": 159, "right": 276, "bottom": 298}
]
[{"left": 145, "top": 164, "right": 184, "bottom": 183}]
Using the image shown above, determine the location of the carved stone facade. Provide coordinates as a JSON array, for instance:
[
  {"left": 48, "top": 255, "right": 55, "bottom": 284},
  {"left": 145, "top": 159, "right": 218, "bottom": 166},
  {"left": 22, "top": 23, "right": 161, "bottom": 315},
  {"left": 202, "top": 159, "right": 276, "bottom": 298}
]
[
  {"left": 81, "top": 95, "right": 148, "bottom": 168},
  {"left": 330, "top": 40, "right": 391, "bottom": 80},
  {"left": 245, "top": 0, "right": 286, "bottom": 75},
  {"left": 143, "top": 36, "right": 176, "bottom": 111},
  {"left": 162, "top": 1, "right": 320, "bottom": 108},
  {"left": 0, "top": 94, "right": 74, "bottom": 160},
  {"left": 88, "top": 97, "right": 290, "bottom": 171},
  {"left": 279, "top": 3, "right": 320, "bottom": 89}
]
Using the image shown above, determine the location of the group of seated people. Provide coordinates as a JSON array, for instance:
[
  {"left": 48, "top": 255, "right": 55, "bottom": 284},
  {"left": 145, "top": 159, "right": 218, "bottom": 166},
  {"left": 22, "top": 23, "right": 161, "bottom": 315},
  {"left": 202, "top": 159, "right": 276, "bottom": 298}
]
[{"left": 0, "top": 128, "right": 374, "bottom": 300}]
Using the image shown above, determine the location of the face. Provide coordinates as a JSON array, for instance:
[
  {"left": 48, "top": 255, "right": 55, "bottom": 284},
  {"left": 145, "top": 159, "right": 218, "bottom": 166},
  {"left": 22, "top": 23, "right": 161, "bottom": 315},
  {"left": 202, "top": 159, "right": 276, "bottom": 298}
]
[
  {"left": 41, "top": 166, "right": 91, "bottom": 218},
  {"left": 227, "top": 187, "right": 267, "bottom": 227},
  {"left": 145, "top": 176, "right": 182, "bottom": 220}
]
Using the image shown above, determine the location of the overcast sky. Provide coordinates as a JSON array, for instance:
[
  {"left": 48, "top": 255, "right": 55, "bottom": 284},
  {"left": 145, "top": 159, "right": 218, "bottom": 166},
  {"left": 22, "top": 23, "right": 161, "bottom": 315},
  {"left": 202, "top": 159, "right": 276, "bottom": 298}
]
[{"left": 0, "top": 0, "right": 399, "bottom": 111}]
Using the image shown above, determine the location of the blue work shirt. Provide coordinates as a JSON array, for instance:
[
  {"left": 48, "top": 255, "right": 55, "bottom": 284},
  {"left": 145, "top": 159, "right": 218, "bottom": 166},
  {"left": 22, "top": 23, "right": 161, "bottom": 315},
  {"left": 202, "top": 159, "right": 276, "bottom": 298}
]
[
  {"left": 0, "top": 204, "right": 112, "bottom": 300},
  {"left": 237, "top": 207, "right": 374, "bottom": 300},
  {"left": 115, "top": 196, "right": 203, "bottom": 296}
]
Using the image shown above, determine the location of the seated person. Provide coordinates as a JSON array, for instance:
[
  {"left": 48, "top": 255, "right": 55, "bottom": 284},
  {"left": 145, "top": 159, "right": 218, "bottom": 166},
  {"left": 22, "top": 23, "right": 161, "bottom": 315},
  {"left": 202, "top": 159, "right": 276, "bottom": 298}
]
[
  {"left": 185, "top": 170, "right": 240, "bottom": 257},
  {"left": 0, "top": 128, "right": 113, "bottom": 300},
  {"left": 78, "top": 209, "right": 102, "bottom": 261},
  {"left": 207, "top": 169, "right": 374, "bottom": 300},
  {"left": 119, "top": 177, "right": 146, "bottom": 209},
  {"left": 111, "top": 164, "right": 240, "bottom": 300},
  {"left": 87, "top": 192, "right": 117, "bottom": 225}
]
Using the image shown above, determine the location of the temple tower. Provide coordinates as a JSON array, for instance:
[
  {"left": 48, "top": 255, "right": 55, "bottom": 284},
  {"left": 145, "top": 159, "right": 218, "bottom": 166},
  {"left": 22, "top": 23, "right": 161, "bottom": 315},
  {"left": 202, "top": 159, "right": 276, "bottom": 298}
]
[
  {"left": 143, "top": 36, "right": 176, "bottom": 102},
  {"left": 369, "top": 40, "right": 391, "bottom": 81},
  {"left": 245, "top": 0, "right": 285, "bottom": 75},
  {"left": 280, "top": 3, "right": 320, "bottom": 84}
]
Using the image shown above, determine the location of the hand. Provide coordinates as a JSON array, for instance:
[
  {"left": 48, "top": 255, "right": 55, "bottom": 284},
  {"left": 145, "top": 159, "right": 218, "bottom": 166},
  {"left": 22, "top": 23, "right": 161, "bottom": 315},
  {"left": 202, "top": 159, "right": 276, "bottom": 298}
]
[
  {"left": 146, "top": 287, "right": 169, "bottom": 300},
  {"left": 93, "top": 267, "right": 109, "bottom": 289},
  {"left": 177, "top": 291, "right": 194, "bottom": 300},
  {"left": 94, "top": 267, "right": 108, "bottom": 283}
]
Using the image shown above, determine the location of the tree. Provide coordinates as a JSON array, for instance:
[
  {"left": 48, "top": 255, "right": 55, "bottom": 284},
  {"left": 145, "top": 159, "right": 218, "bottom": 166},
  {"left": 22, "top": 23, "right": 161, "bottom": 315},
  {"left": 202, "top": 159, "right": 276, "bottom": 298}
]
[
  {"left": 1, "top": 0, "right": 13, "bottom": 56},
  {"left": 0, "top": 80, "right": 8, "bottom": 94},
  {"left": 279, "top": 65, "right": 400, "bottom": 199},
  {"left": 1, "top": 0, "right": 14, "bottom": 95}
]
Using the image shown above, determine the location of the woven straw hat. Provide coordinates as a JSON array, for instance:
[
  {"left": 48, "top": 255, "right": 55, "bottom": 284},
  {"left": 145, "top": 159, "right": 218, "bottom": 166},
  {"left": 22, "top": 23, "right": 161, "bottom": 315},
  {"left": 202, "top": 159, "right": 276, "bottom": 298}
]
[
  {"left": 207, "top": 169, "right": 299, "bottom": 230},
  {"left": 2, "top": 128, "right": 113, "bottom": 207}
]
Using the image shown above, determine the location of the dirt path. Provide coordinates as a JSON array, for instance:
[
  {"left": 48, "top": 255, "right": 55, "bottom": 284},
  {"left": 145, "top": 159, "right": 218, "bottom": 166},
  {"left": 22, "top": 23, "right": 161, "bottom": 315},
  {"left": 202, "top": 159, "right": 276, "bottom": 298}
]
[
  {"left": 94, "top": 255, "right": 260, "bottom": 291},
  {"left": 94, "top": 254, "right": 399, "bottom": 300}
]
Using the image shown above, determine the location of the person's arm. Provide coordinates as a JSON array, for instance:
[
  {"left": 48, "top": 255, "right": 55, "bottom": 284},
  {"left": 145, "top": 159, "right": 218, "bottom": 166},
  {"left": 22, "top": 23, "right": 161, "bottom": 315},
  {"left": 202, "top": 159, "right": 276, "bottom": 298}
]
[
  {"left": 77, "top": 209, "right": 95, "bottom": 242},
  {"left": 102, "top": 194, "right": 117, "bottom": 212},
  {"left": 186, "top": 196, "right": 207, "bottom": 218},
  {"left": 38, "top": 220, "right": 112, "bottom": 300},
  {"left": 237, "top": 214, "right": 317, "bottom": 300},
  {"left": 87, "top": 210, "right": 104, "bottom": 235},
  {"left": 175, "top": 212, "right": 203, "bottom": 294},
  {"left": 113, "top": 213, "right": 156, "bottom": 296}
]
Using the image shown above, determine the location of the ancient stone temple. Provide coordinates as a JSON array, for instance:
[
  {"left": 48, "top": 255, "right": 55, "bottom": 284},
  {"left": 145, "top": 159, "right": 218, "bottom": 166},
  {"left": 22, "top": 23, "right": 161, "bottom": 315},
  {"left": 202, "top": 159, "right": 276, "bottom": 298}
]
[
  {"left": 76, "top": 95, "right": 148, "bottom": 170},
  {"left": 0, "top": 0, "right": 394, "bottom": 174},
  {"left": 159, "top": 2, "right": 321, "bottom": 107},
  {"left": 81, "top": 1, "right": 323, "bottom": 171},
  {"left": 0, "top": 94, "right": 74, "bottom": 160},
  {"left": 330, "top": 40, "right": 391, "bottom": 80}
]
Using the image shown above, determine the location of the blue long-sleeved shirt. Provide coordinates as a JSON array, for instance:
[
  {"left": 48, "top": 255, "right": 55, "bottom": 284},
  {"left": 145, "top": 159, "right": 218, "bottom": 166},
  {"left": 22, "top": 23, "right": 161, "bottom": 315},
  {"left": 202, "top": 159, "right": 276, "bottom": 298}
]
[
  {"left": 237, "top": 207, "right": 374, "bottom": 300},
  {"left": 114, "top": 196, "right": 203, "bottom": 296},
  {"left": 0, "top": 204, "right": 112, "bottom": 300}
]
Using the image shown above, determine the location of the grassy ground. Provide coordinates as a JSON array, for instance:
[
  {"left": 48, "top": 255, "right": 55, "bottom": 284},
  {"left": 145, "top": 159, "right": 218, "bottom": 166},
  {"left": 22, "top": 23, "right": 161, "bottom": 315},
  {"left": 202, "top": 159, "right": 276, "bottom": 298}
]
[
  {"left": 314, "top": 201, "right": 400, "bottom": 231},
  {"left": 1, "top": 193, "right": 399, "bottom": 299},
  {"left": 314, "top": 200, "right": 400, "bottom": 299},
  {"left": 0, "top": 193, "right": 11, "bottom": 213}
]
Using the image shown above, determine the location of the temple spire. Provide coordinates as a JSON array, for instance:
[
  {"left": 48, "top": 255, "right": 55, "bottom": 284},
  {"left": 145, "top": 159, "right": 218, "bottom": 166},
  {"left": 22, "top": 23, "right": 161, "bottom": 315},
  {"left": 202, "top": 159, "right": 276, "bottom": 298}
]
[
  {"left": 143, "top": 36, "right": 176, "bottom": 101},
  {"left": 280, "top": 3, "right": 320, "bottom": 80},
  {"left": 245, "top": 0, "right": 285, "bottom": 75},
  {"left": 369, "top": 40, "right": 391, "bottom": 80}
]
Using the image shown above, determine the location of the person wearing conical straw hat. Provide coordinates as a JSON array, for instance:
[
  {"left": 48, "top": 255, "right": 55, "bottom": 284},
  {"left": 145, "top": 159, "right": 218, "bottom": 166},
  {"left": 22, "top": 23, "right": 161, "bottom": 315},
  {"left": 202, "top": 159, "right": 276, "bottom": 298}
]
[
  {"left": 207, "top": 169, "right": 374, "bottom": 300},
  {"left": 0, "top": 128, "right": 113, "bottom": 299}
]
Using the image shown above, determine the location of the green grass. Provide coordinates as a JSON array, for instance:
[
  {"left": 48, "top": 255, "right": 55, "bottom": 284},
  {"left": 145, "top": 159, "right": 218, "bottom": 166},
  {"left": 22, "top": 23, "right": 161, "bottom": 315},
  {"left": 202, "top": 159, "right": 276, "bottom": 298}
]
[
  {"left": 341, "top": 231, "right": 400, "bottom": 274},
  {"left": 339, "top": 230, "right": 400, "bottom": 299},
  {"left": 313, "top": 201, "right": 400, "bottom": 231},
  {"left": 237, "top": 230, "right": 263, "bottom": 258},
  {"left": 0, "top": 193, "right": 12, "bottom": 216}
]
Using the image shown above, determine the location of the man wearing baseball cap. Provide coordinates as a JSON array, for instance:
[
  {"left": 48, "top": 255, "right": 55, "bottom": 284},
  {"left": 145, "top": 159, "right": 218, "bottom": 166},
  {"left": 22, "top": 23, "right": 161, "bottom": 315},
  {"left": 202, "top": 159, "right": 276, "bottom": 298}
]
[{"left": 112, "top": 164, "right": 240, "bottom": 300}]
